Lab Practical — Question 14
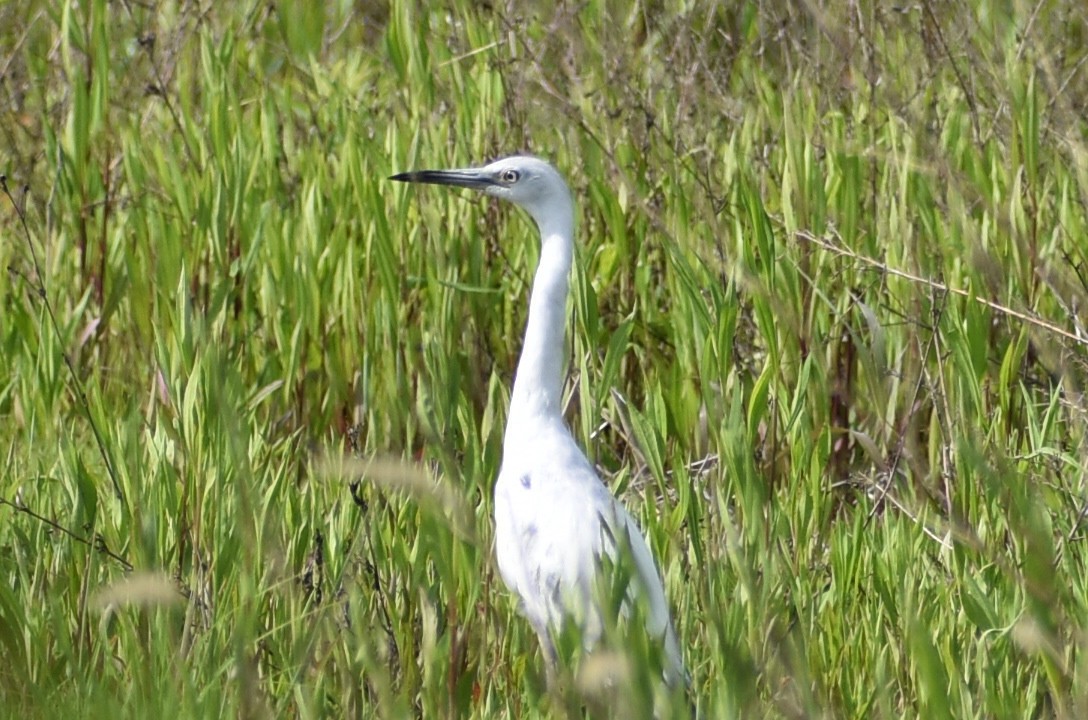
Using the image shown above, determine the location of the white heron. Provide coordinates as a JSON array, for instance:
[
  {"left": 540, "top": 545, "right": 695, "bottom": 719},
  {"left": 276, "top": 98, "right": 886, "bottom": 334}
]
[{"left": 391, "top": 156, "right": 685, "bottom": 688}]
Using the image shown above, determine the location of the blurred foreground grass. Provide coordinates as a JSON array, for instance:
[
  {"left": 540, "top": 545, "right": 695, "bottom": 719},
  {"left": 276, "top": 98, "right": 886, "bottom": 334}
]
[{"left": 2, "top": 1, "right": 1088, "bottom": 717}]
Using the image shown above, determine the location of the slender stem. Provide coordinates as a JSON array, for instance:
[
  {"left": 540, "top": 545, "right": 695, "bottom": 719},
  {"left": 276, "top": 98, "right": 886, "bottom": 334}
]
[{"left": 1, "top": 177, "right": 126, "bottom": 504}]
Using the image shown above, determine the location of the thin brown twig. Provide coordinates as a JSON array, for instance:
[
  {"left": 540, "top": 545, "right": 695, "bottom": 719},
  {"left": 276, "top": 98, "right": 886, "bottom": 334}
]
[
  {"left": 0, "top": 496, "right": 132, "bottom": 570},
  {"left": 920, "top": 0, "right": 981, "bottom": 142},
  {"left": 864, "top": 287, "right": 945, "bottom": 525},
  {"left": 795, "top": 229, "right": 1088, "bottom": 349},
  {"left": 1, "top": 177, "right": 126, "bottom": 502},
  {"left": 119, "top": 0, "right": 199, "bottom": 170}
]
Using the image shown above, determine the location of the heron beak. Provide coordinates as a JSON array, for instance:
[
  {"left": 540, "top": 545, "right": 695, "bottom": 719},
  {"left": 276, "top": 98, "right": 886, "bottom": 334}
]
[{"left": 389, "top": 168, "right": 493, "bottom": 190}]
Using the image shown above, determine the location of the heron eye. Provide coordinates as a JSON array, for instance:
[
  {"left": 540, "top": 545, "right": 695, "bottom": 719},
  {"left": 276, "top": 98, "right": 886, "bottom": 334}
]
[{"left": 501, "top": 169, "right": 520, "bottom": 184}]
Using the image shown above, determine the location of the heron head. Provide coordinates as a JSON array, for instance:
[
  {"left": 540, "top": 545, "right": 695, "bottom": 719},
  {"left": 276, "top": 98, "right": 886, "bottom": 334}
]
[{"left": 391, "top": 155, "right": 573, "bottom": 235}]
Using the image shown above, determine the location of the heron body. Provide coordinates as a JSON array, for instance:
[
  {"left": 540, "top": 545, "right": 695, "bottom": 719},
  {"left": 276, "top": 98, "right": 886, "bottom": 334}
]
[{"left": 391, "top": 156, "right": 684, "bottom": 687}]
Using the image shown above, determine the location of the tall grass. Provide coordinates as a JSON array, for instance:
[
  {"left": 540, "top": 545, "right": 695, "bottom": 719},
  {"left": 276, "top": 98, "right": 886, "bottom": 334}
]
[{"left": 2, "top": 1, "right": 1087, "bottom": 717}]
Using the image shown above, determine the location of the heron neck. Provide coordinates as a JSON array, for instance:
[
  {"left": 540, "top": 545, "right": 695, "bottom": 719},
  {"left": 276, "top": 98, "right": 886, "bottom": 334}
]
[{"left": 508, "top": 224, "right": 573, "bottom": 431}]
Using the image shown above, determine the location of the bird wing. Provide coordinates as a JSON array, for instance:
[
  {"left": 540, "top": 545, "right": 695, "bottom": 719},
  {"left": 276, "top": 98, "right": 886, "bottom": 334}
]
[{"left": 600, "top": 500, "right": 687, "bottom": 686}]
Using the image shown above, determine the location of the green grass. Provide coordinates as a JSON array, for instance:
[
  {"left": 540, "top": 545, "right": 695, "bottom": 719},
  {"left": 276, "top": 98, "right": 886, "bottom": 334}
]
[{"left": 2, "top": 1, "right": 1088, "bottom": 717}]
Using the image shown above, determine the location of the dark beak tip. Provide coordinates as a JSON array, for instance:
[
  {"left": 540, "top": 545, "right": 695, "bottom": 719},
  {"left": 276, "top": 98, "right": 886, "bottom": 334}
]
[{"left": 386, "top": 168, "right": 489, "bottom": 189}]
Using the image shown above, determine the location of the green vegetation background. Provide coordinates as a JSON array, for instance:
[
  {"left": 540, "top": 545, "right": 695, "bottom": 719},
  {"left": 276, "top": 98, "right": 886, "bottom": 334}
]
[{"left": 2, "top": 1, "right": 1088, "bottom": 717}]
